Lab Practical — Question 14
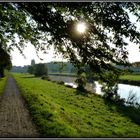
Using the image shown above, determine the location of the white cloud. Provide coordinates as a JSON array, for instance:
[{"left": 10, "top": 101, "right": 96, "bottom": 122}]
[{"left": 11, "top": 42, "right": 65, "bottom": 66}]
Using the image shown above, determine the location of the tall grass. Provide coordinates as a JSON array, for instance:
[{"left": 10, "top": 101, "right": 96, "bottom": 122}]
[
  {"left": 0, "top": 76, "right": 7, "bottom": 96},
  {"left": 13, "top": 73, "right": 140, "bottom": 137}
]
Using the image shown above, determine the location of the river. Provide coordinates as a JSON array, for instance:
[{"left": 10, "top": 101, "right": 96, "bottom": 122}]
[{"left": 49, "top": 75, "right": 140, "bottom": 103}]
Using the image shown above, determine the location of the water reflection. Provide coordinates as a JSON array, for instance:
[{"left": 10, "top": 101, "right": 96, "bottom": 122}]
[
  {"left": 88, "top": 81, "right": 140, "bottom": 103},
  {"left": 118, "top": 84, "right": 140, "bottom": 103}
]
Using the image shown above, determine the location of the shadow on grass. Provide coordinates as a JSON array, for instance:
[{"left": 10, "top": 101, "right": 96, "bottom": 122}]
[
  {"left": 103, "top": 98, "right": 140, "bottom": 125},
  {"left": 75, "top": 89, "right": 90, "bottom": 97}
]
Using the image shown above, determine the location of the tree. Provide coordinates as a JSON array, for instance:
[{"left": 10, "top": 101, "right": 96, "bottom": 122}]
[
  {"left": 31, "top": 59, "right": 35, "bottom": 66},
  {"left": 0, "top": 3, "right": 42, "bottom": 77},
  {"left": 75, "top": 68, "right": 87, "bottom": 92},
  {"left": 18, "top": 3, "right": 140, "bottom": 89},
  {"left": 27, "top": 66, "right": 34, "bottom": 74},
  {"left": 11, "top": 65, "right": 28, "bottom": 73},
  {"left": 0, "top": 45, "right": 12, "bottom": 77},
  {"left": 57, "top": 62, "right": 66, "bottom": 74},
  {"left": 34, "top": 63, "right": 48, "bottom": 77},
  {"left": 18, "top": 3, "right": 140, "bottom": 69},
  {"left": 27, "top": 59, "right": 35, "bottom": 74},
  {"left": 0, "top": 3, "right": 42, "bottom": 50},
  {"left": 0, "top": 2, "right": 140, "bottom": 94}
]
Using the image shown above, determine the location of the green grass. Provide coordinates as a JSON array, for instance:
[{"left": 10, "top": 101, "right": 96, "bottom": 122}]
[
  {"left": 13, "top": 73, "right": 140, "bottom": 137},
  {"left": 120, "top": 74, "right": 140, "bottom": 81},
  {"left": 48, "top": 73, "right": 77, "bottom": 77},
  {"left": 0, "top": 76, "right": 7, "bottom": 96}
]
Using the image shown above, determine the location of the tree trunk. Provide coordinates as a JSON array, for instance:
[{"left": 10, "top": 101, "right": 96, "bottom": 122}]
[{"left": 0, "top": 67, "right": 4, "bottom": 78}]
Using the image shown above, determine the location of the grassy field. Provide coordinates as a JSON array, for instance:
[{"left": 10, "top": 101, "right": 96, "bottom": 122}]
[
  {"left": 48, "top": 73, "right": 77, "bottom": 77},
  {"left": 0, "top": 77, "right": 7, "bottom": 96},
  {"left": 13, "top": 73, "right": 140, "bottom": 137},
  {"left": 120, "top": 74, "right": 140, "bottom": 81}
]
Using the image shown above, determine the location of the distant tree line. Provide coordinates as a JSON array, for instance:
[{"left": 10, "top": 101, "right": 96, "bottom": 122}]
[
  {"left": 47, "top": 62, "right": 77, "bottom": 74},
  {"left": 11, "top": 60, "right": 77, "bottom": 75},
  {"left": 116, "top": 62, "right": 140, "bottom": 74},
  {"left": 11, "top": 60, "right": 140, "bottom": 78},
  {"left": 11, "top": 65, "right": 29, "bottom": 73}
]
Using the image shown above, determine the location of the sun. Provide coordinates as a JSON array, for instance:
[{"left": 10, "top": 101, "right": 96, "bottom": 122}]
[{"left": 76, "top": 22, "right": 87, "bottom": 34}]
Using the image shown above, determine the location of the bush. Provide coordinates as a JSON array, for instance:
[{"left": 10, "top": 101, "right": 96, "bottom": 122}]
[
  {"left": 34, "top": 63, "right": 48, "bottom": 77},
  {"left": 126, "top": 91, "right": 139, "bottom": 107},
  {"left": 57, "top": 81, "right": 65, "bottom": 85},
  {"left": 41, "top": 75, "right": 51, "bottom": 81},
  {"left": 65, "top": 85, "right": 73, "bottom": 88},
  {"left": 75, "top": 72, "right": 86, "bottom": 92}
]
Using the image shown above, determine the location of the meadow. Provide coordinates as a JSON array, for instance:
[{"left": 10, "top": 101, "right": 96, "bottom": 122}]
[
  {"left": 119, "top": 74, "right": 140, "bottom": 86},
  {"left": 11, "top": 73, "right": 140, "bottom": 137},
  {"left": 49, "top": 73, "right": 77, "bottom": 77},
  {"left": 120, "top": 74, "right": 140, "bottom": 81}
]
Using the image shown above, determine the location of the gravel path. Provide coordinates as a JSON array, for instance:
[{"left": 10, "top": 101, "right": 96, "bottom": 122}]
[{"left": 0, "top": 75, "right": 39, "bottom": 137}]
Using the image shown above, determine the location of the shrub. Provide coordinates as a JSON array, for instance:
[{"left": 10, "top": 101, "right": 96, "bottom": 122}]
[
  {"left": 126, "top": 91, "right": 139, "bottom": 107},
  {"left": 41, "top": 75, "right": 51, "bottom": 81},
  {"left": 75, "top": 72, "right": 86, "bottom": 92},
  {"left": 34, "top": 63, "right": 48, "bottom": 77},
  {"left": 65, "top": 85, "right": 73, "bottom": 88},
  {"left": 57, "top": 81, "right": 64, "bottom": 85}
]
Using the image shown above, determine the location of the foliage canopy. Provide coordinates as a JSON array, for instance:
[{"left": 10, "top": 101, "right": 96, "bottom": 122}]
[
  {"left": 18, "top": 3, "right": 140, "bottom": 76},
  {"left": 0, "top": 2, "right": 140, "bottom": 83}
]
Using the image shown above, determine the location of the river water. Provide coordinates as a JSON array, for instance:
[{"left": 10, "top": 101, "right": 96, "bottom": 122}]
[{"left": 49, "top": 75, "right": 140, "bottom": 103}]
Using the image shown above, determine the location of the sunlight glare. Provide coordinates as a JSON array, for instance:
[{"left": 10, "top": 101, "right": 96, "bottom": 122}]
[{"left": 76, "top": 22, "right": 87, "bottom": 34}]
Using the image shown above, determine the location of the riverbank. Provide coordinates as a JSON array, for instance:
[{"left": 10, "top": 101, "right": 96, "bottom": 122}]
[
  {"left": 120, "top": 74, "right": 140, "bottom": 81},
  {"left": 48, "top": 73, "right": 140, "bottom": 88},
  {"left": 50, "top": 73, "right": 140, "bottom": 86},
  {"left": 119, "top": 74, "right": 140, "bottom": 86},
  {"left": 48, "top": 73, "right": 77, "bottom": 77},
  {"left": 12, "top": 73, "right": 140, "bottom": 137}
]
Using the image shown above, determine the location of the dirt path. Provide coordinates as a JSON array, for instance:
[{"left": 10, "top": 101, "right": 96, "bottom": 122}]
[{"left": 0, "top": 75, "right": 39, "bottom": 137}]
